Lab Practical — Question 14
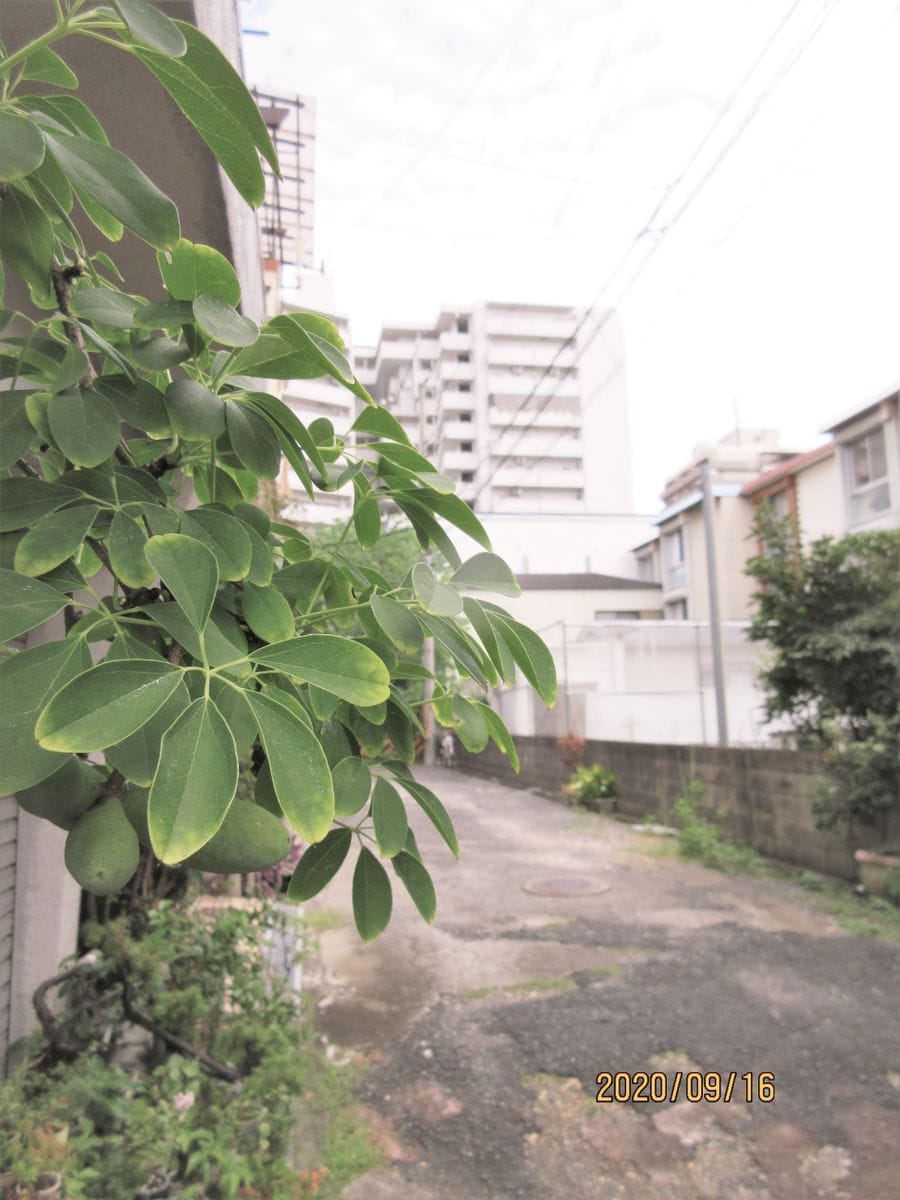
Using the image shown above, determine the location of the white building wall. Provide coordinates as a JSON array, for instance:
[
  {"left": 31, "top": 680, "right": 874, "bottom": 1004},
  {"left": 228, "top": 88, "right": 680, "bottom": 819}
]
[{"left": 795, "top": 453, "right": 842, "bottom": 542}]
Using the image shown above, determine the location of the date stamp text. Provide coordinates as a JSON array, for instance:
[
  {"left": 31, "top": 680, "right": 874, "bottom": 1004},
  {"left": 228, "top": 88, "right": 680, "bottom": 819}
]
[{"left": 595, "top": 1070, "right": 775, "bottom": 1104}]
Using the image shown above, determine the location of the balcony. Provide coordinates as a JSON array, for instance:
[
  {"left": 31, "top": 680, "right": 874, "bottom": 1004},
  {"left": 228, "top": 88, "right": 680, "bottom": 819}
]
[
  {"left": 491, "top": 465, "right": 584, "bottom": 489},
  {"left": 488, "top": 406, "right": 580, "bottom": 431},
  {"left": 439, "top": 360, "right": 475, "bottom": 383},
  {"left": 439, "top": 331, "right": 472, "bottom": 352},
  {"left": 486, "top": 315, "right": 576, "bottom": 339},
  {"left": 488, "top": 343, "right": 577, "bottom": 369},
  {"left": 491, "top": 436, "right": 581, "bottom": 460},
  {"left": 439, "top": 449, "right": 479, "bottom": 470},
  {"left": 488, "top": 371, "right": 578, "bottom": 399}
]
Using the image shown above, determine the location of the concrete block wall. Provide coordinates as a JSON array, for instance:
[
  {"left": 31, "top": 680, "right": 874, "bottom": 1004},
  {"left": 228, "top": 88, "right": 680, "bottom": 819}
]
[{"left": 456, "top": 736, "right": 898, "bottom": 881}]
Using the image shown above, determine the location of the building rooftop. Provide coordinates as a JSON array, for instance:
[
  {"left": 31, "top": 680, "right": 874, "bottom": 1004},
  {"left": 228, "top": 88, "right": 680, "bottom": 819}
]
[
  {"left": 822, "top": 381, "right": 900, "bottom": 434},
  {"left": 516, "top": 572, "right": 661, "bottom": 591},
  {"left": 741, "top": 443, "right": 834, "bottom": 497}
]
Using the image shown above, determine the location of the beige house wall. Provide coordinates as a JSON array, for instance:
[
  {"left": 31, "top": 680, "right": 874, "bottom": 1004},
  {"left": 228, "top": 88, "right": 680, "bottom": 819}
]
[
  {"left": 795, "top": 454, "right": 842, "bottom": 542},
  {"left": 503, "top": 586, "right": 662, "bottom": 631}
]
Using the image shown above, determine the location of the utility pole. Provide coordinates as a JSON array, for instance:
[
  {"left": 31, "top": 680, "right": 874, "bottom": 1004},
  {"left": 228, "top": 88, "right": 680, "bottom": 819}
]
[
  {"left": 414, "top": 336, "right": 437, "bottom": 766},
  {"left": 700, "top": 460, "right": 728, "bottom": 746}
]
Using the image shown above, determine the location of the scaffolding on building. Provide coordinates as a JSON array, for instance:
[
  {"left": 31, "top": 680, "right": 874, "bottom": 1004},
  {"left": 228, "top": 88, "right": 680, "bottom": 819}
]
[{"left": 252, "top": 89, "right": 316, "bottom": 280}]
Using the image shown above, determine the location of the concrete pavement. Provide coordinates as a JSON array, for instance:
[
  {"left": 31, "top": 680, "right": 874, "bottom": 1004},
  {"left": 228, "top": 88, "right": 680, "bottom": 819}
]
[{"left": 304, "top": 767, "right": 900, "bottom": 1200}]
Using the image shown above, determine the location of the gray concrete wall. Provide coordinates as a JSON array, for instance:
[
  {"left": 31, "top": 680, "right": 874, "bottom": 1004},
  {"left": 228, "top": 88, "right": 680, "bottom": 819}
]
[{"left": 456, "top": 736, "right": 899, "bottom": 881}]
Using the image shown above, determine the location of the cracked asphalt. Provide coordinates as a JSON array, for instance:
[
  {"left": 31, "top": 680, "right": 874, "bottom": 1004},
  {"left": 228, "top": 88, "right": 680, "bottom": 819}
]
[{"left": 303, "top": 768, "right": 900, "bottom": 1200}]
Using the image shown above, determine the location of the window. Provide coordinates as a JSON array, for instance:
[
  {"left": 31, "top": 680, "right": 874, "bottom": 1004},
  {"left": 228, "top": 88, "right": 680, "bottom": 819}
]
[
  {"left": 459, "top": 411, "right": 473, "bottom": 422},
  {"left": 595, "top": 610, "right": 640, "bottom": 620},
  {"left": 663, "top": 527, "right": 686, "bottom": 589},
  {"left": 456, "top": 316, "right": 469, "bottom": 334},
  {"left": 637, "top": 553, "right": 657, "bottom": 583},
  {"left": 458, "top": 353, "right": 470, "bottom": 363},
  {"left": 846, "top": 426, "right": 890, "bottom": 523},
  {"left": 460, "top": 441, "right": 473, "bottom": 452},
  {"left": 665, "top": 598, "right": 688, "bottom": 620},
  {"left": 459, "top": 382, "right": 471, "bottom": 393},
  {"left": 461, "top": 471, "right": 474, "bottom": 482}
]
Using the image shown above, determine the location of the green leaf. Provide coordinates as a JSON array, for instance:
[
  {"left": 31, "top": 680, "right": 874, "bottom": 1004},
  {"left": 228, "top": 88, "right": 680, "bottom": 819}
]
[
  {"left": 35, "top": 659, "right": 185, "bottom": 752},
  {"left": 371, "top": 777, "right": 408, "bottom": 858},
  {"left": 69, "top": 286, "right": 140, "bottom": 328},
  {"left": 148, "top": 602, "right": 249, "bottom": 673},
  {"left": 174, "top": 21, "right": 279, "bottom": 173},
  {"left": 0, "top": 185, "right": 54, "bottom": 306},
  {"left": 417, "top": 613, "right": 491, "bottom": 690},
  {"left": 370, "top": 593, "right": 424, "bottom": 654},
  {"left": 94, "top": 376, "right": 170, "bottom": 437},
  {"left": 242, "top": 390, "right": 325, "bottom": 475},
  {"left": 106, "top": 511, "right": 153, "bottom": 589},
  {"left": 250, "top": 635, "right": 391, "bottom": 706},
  {"left": 179, "top": 508, "right": 251, "bottom": 581},
  {"left": 351, "top": 405, "right": 411, "bottom": 445},
  {"left": 353, "top": 495, "right": 381, "bottom": 549},
  {"left": 393, "top": 851, "right": 436, "bottom": 923},
  {"left": 394, "top": 495, "right": 462, "bottom": 569},
  {"left": 485, "top": 605, "right": 557, "bottom": 708},
  {"left": 21, "top": 47, "right": 78, "bottom": 89},
  {"left": 268, "top": 315, "right": 355, "bottom": 386},
  {"left": 112, "top": 0, "right": 187, "bottom": 57},
  {"left": 236, "top": 518, "right": 274, "bottom": 586},
  {"left": 14, "top": 504, "right": 97, "bottom": 578},
  {"left": 452, "top": 694, "right": 490, "bottom": 752},
  {"left": 412, "top": 561, "right": 463, "bottom": 617},
  {"left": 20, "top": 94, "right": 110, "bottom": 144},
  {"left": 193, "top": 294, "right": 258, "bottom": 347},
  {"left": 0, "top": 637, "right": 90, "bottom": 794},
  {"left": 225, "top": 401, "right": 281, "bottom": 478},
  {"left": 472, "top": 700, "right": 519, "bottom": 771},
  {"left": 0, "top": 390, "right": 37, "bottom": 469},
  {"left": 47, "top": 386, "right": 120, "bottom": 468},
  {"left": 462, "top": 597, "right": 505, "bottom": 675},
  {"left": 133, "top": 335, "right": 190, "bottom": 370},
  {"left": 157, "top": 238, "right": 240, "bottom": 305},
  {"left": 148, "top": 696, "right": 238, "bottom": 863},
  {"left": 352, "top": 847, "right": 392, "bottom": 942},
  {"left": 307, "top": 683, "right": 339, "bottom": 720},
  {"left": 287, "top": 828, "right": 352, "bottom": 901},
  {"left": 452, "top": 553, "right": 520, "bottom": 597},
  {"left": 0, "top": 568, "right": 68, "bottom": 640},
  {"left": 135, "top": 47, "right": 265, "bottom": 208},
  {"left": 332, "top": 756, "right": 371, "bottom": 817},
  {"left": 246, "top": 689, "right": 334, "bottom": 842},
  {"left": 134, "top": 298, "right": 195, "bottom": 329},
  {"left": 241, "top": 580, "right": 294, "bottom": 643},
  {"left": 0, "top": 478, "right": 79, "bottom": 532},
  {"left": 395, "top": 775, "right": 460, "bottom": 857},
  {"left": 44, "top": 129, "right": 179, "bottom": 249},
  {"left": 51, "top": 344, "right": 90, "bottom": 393},
  {"left": 105, "top": 675, "right": 191, "bottom": 786},
  {"left": 209, "top": 677, "right": 256, "bottom": 756},
  {"left": 145, "top": 533, "right": 219, "bottom": 631},
  {"left": 164, "top": 378, "right": 225, "bottom": 440},
  {"left": 0, "top": 112, "right": 46, "bottom": 181}
]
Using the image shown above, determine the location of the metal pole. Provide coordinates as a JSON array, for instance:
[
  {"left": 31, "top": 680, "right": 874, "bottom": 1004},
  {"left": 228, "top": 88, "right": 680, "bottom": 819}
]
[
  {"left": 414, "top": 336, "right": 437, "bottom": 766},
  {"left": 700, "top": 460, "right": 728, "bottom": 745}
]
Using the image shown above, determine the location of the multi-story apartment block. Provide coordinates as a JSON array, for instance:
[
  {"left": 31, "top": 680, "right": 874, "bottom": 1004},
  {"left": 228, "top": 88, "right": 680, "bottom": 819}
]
[{"left": 354, "top": 301, "right": 633, "bottom": 516}]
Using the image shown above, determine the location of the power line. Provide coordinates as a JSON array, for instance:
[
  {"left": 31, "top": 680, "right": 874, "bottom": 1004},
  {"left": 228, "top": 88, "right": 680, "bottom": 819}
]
[{"left": 469, "top": 0, "right": 838, "bottom": 506}]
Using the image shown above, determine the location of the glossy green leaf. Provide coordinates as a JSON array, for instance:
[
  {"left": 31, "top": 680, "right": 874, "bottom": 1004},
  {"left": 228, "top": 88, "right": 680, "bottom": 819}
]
[
  {"left": 418, "top": 613, "right": 491, "bottom": 690},
  {"left": 145, "top": 532, "right": 218, "bottom": 631},
  {"left": 44, "top": 129, "right": 179, "bottom": 249},
  {"left": 47, "top": 386, "right": 121, "bottom": 467},
  {"left": 462, "top": 597, "right": 505, "bottom": 674},
  {"left": 0, "top": 478, "right": 79, "bottom": 532},
  {"left": 193, "top": 294, "right": 258, "bottom": 347},
  {"left": 35, "top": 659, "right": 185, "bottom": 752},
  {"left": 268, "top": 315, "right": 355, "bottom": 386},
  {"left": 371, "top": 777, "right": 408, "bottom": 858},
  {"left": 412, "top": 561, "right": 463, "bottom": 617},
  {"left": 135, "top": 47, "right": 265, "bottom": 208},
  {"left": 133, "top": 335, "right": 190, "bottom": 370},
  {"left": 353, "top": 494, "right": 381, "bottom": 549},
  {"left": 352, "top": 847, "right": 392, "bottom": 942},
  {"left": 94, "top": 376, "right": 171, "bottom": 437},
  {"left": 106, "top": 511, "right": 153, "bottom": 589},
  {"left": 51, "top": 344, "right": 90, "bottom": 393},
  {"left": 395, "top": 775, "right": 460, "bottom": 858},
  {"left": 0, "top": 568, "right": 68, "bottom": 640},
  {"left": 164, "top": 378, "right": 225, "bottom": 440},
  {"left": 105, "top": 675, "right": 191, "bottom": 786},
  {"left": 209, "top": 678, "right": 256, "bottom": 757},
  {"left": 180, "top": 508, "right": 251, "bottom": 581},
  {"left": 225, "top": 401, "right": 281, "bottom": 478},
  {"left": 148, "top": 602, "right": 249, "bottom": 673},
  {"left": 0, "top": 390, "right": 37, "bottom": 469},
  {"left": 253, "top": 760, "right": 280, "bottom": 815},
  {"left": 393, "top": 851, "right": 436, "bottom": 923},
  {"left": 0, "top": 185, "right": 55, "bottom": 306},
  {"left": 473, "top": 700, "right": 520, "bottom": 771},
  {"left": 14, "top": 504, "right": 97, "bottom": 578},
  {"left": 234, "top": 502, "right": 270, "bottom": 538},
  {"left": 134, "top": 298, "right": 195, "bottom": 329},
  {"left": 20, "top": 94, "right": 109, "bottom": 143},
  {"left": 241, "top": 390, "right": 326, "bottom": 474},
  {"left": 452, "top": 552, "right": 520, "bottom": 597},
  {"left": 70, "top": 286, "right": 140, "bottom": 328},
  {"left": 148, "top": 696, "right": 238, "bottom": 864},
  {"left": 369, "top": 593, "right": 424, "bottom": 655},
  {"left": 332, "top": 756, "right": 371, "bottom": 817},
  {"left": 287, "top": 828, "right": 352, "bottom": 901},
  {"left": 308, "top": 683, "right": 340, "bottom": 720},
  {"left": 112, "top": 0, "right": 187, "bottom": 56},
  {"left": 157, "top": 238, "right": 240, "bottom": 305},
  {"left": 246, "top": 689, "right": 334, "bottom": 842},
  {"left": 351, "top": 405, "right": 411, "bottom": 445},
  {"left": 236, "top": 517, "right": 274, "bottom": 586},
  {"left": 485, "top": 604, "right": 557, "bottom": 707},
  {"left": 0, "top": 112, "right": 46, "bottom": 181},
  {"left": 241, "top": 579, "right": 294, "bottom": 643},
  {"left": 394, "top": 495, "right": 462, "bottom": 569},
  {"left": 0, "top": 637, "right": 90, "bottom": 793},
  {"left": 452, "top": 694, "right": 490, "bottom": 752},
  {"left": 21, "top": 47, "right": 78, "bottom": 89},
  {"left": 250, "top": 635, "right": 391, "bottom": 706}
]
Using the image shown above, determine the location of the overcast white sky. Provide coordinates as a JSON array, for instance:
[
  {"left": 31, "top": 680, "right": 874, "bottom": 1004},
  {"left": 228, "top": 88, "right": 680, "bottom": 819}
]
[{"left": 240, "top": 0, "right": 900, "bottom": 511}]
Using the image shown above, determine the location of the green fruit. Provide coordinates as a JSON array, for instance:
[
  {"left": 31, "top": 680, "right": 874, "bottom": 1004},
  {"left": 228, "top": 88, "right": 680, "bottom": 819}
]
[
  {"left": 121, "top": 787, "right": 151, "bottom": 848},
  {"left": 65, "top": 797, "right": 140, "bottom": 895},
  {"left": 184, "top": 800, "right": 290, "bottom": 873},
  {"left": 17, "top": 757, "right": 106, "bottom": 830}
]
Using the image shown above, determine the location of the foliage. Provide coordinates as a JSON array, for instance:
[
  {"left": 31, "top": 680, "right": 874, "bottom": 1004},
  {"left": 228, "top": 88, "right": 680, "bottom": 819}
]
[
  {"left": 746, "top": 508, "right": 900, "bottom": 831},
  {"left": 563, "top": 762, "right": 617, "bottom": 808},
  {"left": 0, "top": 1, "right": 556, "bottom": 937},
  {"left": 0, "top": 901, "right": 379, "bottom": 1198},
  {"left": 556, "top": 731, "right": 586, "bottom": 773},
  {"left": 673, "top": 780, "right": 761, "bottom": 874}
]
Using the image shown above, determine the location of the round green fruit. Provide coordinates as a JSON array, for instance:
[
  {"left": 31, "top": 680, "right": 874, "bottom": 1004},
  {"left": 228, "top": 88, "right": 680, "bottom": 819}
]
[
  {"left": 65, "top": 797, "right": 140, "bottom": 895},
  {"left": 184, "top": 800, "right": 291, "bottom": 873},
  {"left": 17, "top": 757, "right": 106, "bottom": 830}
]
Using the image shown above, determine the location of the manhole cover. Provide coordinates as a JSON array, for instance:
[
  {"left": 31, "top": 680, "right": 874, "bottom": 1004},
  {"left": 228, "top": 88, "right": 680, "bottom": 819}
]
[{"left": 523, "top": 877, "right": 609, "bottom": 897}]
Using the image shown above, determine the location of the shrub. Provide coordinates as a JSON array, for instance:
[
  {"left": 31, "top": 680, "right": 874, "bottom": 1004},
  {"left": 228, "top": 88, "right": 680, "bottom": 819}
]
[
  {"left": 564, "top": 762, "right": 617, "bottom": 809},
  {"left": 673, "top": 780, "right": 760, "bottom": 874}
]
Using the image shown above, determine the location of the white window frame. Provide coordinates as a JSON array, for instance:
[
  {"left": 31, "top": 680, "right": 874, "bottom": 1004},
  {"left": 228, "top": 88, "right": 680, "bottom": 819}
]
[{"left": 843, "top": 424, "right": 891, "bottom": 525}]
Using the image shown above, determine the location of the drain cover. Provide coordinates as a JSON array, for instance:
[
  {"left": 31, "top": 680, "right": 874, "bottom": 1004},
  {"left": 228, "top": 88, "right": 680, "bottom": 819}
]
[{"left": 523, "top": 877, "right": 609, "bottom": 897}]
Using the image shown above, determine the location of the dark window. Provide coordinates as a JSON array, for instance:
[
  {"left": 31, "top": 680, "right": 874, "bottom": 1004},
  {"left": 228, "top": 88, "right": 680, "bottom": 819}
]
[
  {"left": 457, "top": 316, "right": 469, "bottom": 334},
  {"left": 459, "top": 382, "right": 471, "bottom": 392},
  {"left": 460, "top": 441, "right": 473, "bottom": 452},
  {"left": 459, "top": 411, "right": 473, "bottom": 422},
  {"left": 458, "top": 352, "right": 470, "bottom": 362},
  {"left": 461, "top": 471, "right": 474, "bottom": 482}
]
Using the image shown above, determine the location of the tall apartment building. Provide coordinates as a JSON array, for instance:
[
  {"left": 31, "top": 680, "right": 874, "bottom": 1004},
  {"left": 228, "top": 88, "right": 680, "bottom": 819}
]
[{"left": 354, "top": 301, "right": 633, "bottom": 516}]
